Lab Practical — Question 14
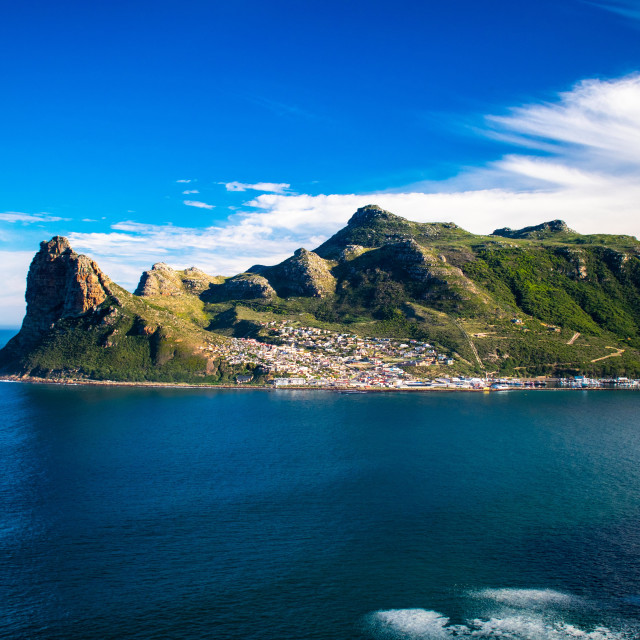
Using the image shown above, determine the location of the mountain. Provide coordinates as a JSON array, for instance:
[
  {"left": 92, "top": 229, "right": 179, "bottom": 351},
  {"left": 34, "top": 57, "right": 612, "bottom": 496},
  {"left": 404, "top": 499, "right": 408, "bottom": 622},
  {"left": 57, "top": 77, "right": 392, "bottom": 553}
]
[
  {"left": 2, "top": 205, "right": 640, "bottom": 382},
  {"left": 491, "top": 219, "right": 573, "bottom": 240},
  {"left": 0, "top": 238, "right": 247, "bottom": 383}
]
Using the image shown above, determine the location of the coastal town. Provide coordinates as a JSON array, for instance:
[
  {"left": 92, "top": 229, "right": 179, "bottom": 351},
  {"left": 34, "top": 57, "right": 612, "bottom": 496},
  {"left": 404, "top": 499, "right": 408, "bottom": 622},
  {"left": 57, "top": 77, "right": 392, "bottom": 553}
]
[{"left": 198, "top": 321, "right": 640, "bottom": 390}]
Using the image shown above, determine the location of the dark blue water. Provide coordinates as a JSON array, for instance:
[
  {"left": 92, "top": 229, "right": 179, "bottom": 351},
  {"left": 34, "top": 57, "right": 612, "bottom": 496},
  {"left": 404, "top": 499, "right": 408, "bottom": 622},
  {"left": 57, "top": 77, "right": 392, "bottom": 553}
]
[
  {"left": 0, "top": 328, "right": 18, "bottom": 348},
  {"left": 1, "top": 385, "right": 640, "bottom": 639}
]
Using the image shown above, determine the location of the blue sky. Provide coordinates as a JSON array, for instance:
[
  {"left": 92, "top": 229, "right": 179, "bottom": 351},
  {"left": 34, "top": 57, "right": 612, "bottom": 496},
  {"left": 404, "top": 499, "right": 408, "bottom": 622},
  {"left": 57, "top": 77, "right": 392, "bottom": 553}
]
[{"left": 2, "top": 0, "right": 640, "bottom": 324}]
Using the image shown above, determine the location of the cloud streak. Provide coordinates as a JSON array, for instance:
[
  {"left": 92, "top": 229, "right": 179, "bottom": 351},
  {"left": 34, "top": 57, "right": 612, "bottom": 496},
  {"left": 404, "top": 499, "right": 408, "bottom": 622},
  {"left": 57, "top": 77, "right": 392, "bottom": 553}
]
[
  {"left": 0, "top": 211, "right": 67, "bottom": 223},
  {"left": 183, "top": 200, "right": 215, "bottom": 210},
  {"left": 223, "top": 181, "right": 291, "bottom": 194},
  {"left": 588, "top": 1, "right": 640, "bottom": 20}
]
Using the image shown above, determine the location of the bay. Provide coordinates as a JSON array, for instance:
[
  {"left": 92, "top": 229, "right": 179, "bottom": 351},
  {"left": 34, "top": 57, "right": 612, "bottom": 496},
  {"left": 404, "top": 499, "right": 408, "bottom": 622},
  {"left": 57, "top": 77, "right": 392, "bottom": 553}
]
[{"left": 1, "top": 384, "right": 640, "bottom": 639}]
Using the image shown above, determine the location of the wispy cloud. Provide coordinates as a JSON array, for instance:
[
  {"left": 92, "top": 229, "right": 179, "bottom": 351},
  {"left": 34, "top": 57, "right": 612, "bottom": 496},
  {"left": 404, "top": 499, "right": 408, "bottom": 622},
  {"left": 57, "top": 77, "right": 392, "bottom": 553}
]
[
  {"left": 176, "top": 179, "right": 192, "bottom": 183},
  {"left": 0, "top": 211, "right": 68, "bottom": 224},
  {"left": 182, "top": 189, "right": 199, "bottom": 194},
  {"left": 486, "top": 75, "right": 640, "bottom": 170},
  {"left": 587, "top": 0, "right": 640, "bottom": 20},
  {"left": 223, "top": 181, "right": 291, "bottom": 194},
  {"left": 67, "top": 221, "right": 296, "bottom": 291},
  {"left": 250, "top": 96, "right": 321, "bottom": 120},
  {"left": 183, "top": 200, "right": 215, "bottom": 210}
]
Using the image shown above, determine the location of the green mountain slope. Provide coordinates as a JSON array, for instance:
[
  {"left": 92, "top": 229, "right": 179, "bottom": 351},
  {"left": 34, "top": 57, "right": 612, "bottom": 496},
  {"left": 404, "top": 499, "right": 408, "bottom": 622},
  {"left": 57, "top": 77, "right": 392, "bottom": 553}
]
[{"left": 3, "top": 206, "right": 640, "bottom": 381}]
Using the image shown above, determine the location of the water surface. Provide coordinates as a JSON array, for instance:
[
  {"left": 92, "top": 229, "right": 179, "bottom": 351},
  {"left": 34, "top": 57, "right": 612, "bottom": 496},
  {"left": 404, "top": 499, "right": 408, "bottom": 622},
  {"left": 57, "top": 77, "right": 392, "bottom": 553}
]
[{"left": 1, "top": 385, "right": 639, "bottom": 638}]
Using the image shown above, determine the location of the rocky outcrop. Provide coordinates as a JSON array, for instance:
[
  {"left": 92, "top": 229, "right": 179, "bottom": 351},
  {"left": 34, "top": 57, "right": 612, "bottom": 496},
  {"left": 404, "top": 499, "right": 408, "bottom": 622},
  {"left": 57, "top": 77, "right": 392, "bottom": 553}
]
[
  {"left": 135, "top": 264, "right": 222, "bottom": 297},
  {"left": 602, "top": 248, "right": 630, "bottom": 277},
  {"left": 135, "top": 263, "right": 184, "bottom": 296},
  {"left": 13, "top": 236, "right": 113, "bottom": 347},
  {"left": 204, "top": 273, "right": 276, "bottom": 301},
  {"left": 492, "top": 220, "right": 573, "bottom": 240},
  {"left": 180, "top": 267, "right": 223, "bottom": 294},
  {"left": 262, "top": 248, "right": 336, "bottom": 298},
  {"left": 556, "top": 247, "right": 588, "bottom": 280},
  {"left": 339, "top": 244, "right": 367, "bottom": 261}
]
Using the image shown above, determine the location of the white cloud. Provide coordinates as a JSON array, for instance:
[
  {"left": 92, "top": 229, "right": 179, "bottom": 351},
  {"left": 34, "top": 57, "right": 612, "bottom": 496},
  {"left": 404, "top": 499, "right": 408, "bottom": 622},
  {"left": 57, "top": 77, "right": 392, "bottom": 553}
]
[
  {"left": 487, "top": 75, "right": 640, "bottom": 170},
  {"left": 182, "top": 189, "right": 199, "bottom": 194},
  {"left": 183, "top": 200, "right": 215, "bottom": 210},
  {"left": 176, "top": 179, "right": 192, "bottom": 183},
  {"left": 224, "top": 181, "right": 291, "bottom": 194},
  {"left": 67, "top": 222, "right": 297, "bottom": 291},
  {"left": 0, "top": 251, "right": 33, "bottom": 326},
  {"left": 0, "top": 211, "right": 67, "bottom": 223}
]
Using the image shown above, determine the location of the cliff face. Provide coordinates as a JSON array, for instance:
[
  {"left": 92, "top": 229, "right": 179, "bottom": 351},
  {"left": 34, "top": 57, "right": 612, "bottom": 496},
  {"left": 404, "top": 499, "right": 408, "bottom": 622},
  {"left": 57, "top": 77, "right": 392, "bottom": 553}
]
[{"left": 15, "top": 236, "right": 113, "bottom": 347}]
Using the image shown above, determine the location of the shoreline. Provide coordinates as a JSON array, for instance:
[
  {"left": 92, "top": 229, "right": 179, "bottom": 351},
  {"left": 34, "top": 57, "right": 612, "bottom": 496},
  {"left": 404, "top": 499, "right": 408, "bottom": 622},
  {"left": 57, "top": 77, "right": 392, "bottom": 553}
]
[{"left": 0, "top": 374, "right": 635, "bottom": 392}]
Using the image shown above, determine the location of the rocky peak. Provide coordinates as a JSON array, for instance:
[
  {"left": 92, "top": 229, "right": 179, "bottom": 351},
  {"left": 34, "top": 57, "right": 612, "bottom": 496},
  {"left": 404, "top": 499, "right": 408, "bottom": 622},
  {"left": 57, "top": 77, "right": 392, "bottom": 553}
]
[
  {"left": 180, "top": 267, "right": 223, "bottom": 294},
  {"left": 183, "top": 266, "right": 207, "bottom": 278},
  {"left": 135, "top": 263, "right": 184, "bottom": 296},
  {"left": 136, "top": 263, "right": 223, "bottom": 296},
  {"left": 347, "top": 204, "right": 401, "bottom": 227},
  {"left": 314, "top": 206, "right": 413, "bottom": 259},
  {"left": 204, "top": 273, "right": 276, "bottom": 302},
  {"left": 261, "top": 248, "right": 336, "bottom": 298},
  {"left": 492, "top": 220, "right": 573, "bottom": 239},
  {"left": 16, "top": 236, "right": 112, "bottom": 347},
  {"left": 41, "top": 235, "right": 73, "bottom": 258}
]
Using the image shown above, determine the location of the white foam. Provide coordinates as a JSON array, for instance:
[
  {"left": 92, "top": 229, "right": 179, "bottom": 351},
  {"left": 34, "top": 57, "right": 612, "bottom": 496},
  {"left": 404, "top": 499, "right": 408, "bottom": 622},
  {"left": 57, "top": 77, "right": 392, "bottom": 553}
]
[
  {"left": 472, "top": 588, "right": 582, "bottom": 609},
  {"left": 366, "top": 608, "right": 634, "bottom": 640},
  {"left": 463, "top": 615, "right": 631, "bottom": 639},
  {"left": 367, "top": 609, "right": 451, "bottom": 639}
]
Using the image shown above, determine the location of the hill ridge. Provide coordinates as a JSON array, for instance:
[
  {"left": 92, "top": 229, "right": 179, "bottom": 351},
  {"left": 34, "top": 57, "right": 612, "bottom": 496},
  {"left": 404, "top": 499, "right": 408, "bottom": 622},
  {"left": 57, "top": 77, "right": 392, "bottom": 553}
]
[{"left": 2, "top": 206, "right": 640, "bottom": 381}]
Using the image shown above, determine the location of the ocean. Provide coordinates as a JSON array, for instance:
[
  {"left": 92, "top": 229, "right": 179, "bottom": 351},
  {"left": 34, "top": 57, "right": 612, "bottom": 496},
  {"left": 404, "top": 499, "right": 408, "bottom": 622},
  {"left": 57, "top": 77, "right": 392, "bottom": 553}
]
[
  {"left": 0, "top": 328, "right": 18, "bottom": 349},
  {"left": 1, "top": 376, "right": 640, "bottom": 638}
]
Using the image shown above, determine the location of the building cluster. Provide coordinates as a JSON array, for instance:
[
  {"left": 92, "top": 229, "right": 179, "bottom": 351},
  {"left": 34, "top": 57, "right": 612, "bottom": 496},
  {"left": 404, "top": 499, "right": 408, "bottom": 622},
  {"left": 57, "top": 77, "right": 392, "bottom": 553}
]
[
  {"left": 558, "top": 376, "right": 640, "bottom": 389},
  {"left": 197, "top": 322, "right": 640, "bottom": 390},
  {"left": 198, "top": 321, "right": 455, "bottom": 387}
]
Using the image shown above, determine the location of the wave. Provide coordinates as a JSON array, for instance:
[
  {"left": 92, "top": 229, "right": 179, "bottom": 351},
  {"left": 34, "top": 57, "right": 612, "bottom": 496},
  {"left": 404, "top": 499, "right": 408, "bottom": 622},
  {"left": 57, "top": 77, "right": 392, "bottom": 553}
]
[
  {"left": 368, "top": 610, "right": 451, "bottom": 639},
  {"left": 471, "top": 588, "right": 584, "bottom": 609},
  {"left": 366, "top": 588, "right": 638, "bottom": 639},
  {"left": 367, "top": 609, "right": 634, "bottom": 639}
]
